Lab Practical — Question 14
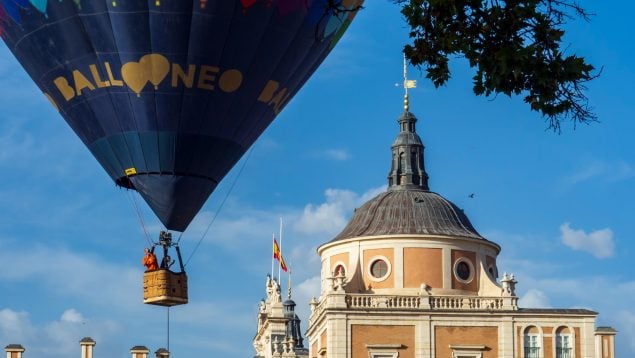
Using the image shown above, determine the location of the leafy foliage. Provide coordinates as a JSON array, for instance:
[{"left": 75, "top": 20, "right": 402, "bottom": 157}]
[{"left": 395, "top": 0, "right": 598, "bottom": 130}]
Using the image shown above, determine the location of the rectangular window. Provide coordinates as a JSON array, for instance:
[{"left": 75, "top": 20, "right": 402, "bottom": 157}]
[
  {"left": 556, "top": 334, "right": 572, "bottom": 358},
  {"left": 369, "top": 353, "right": 397, "bottom": 358},
  {"left": 449, "top": 344, "right": 485, "bottom": 358},
  {"left": 524, "top": 334, "right": 540, "bottom": 358}
]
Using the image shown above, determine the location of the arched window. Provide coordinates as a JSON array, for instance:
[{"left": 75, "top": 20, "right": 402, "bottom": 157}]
[
  {"left": 398, "top": 152, "right": 405, "bottom": 184},
  {"left": 333, "top": 264, "right": 346, "bottom": 277},
  {"left": 524, "top": 326, "right": 541, "bottom": 358},
  {"left": 556, "top": 327, "right": 573, "bottom": 358},
  {"left": 487, "top": 264, "right": 498, "bottom": 279}
]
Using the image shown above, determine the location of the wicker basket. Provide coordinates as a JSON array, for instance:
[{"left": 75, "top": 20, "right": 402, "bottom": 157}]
[{"left": 143, "top": 269, "right": 188, "bottom": 306}]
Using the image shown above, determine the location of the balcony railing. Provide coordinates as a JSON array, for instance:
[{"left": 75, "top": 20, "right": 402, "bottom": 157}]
[
  {"left": 524, "top": 347, "right": 540, "bottom": 358},
  {"left": 429, "top": 296, "right": 505, "bottom": 310},
  {"left": 309, "top": 293, "right": 518, "bottom": 324},
  {"left": 347, "top": 294, "right": 422, "bottom": 309},
  {"left": 344, "top": 294, "right": 513, "bottom": 310}
]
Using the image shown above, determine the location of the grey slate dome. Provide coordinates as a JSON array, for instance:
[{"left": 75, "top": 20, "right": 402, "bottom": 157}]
[
  {"left": 331, "top": 96, "right": 482, "bottom": 243},
  {"left": 332, "top": 189, "right": 483, "bottom": 241}
]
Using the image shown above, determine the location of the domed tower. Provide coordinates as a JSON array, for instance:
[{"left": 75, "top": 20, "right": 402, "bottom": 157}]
[
  {"left": 317, "top": 96, "right": 503, "bottom": 299},
  {"left": 304, "top": 86, "right": 607, "bottom": 358}
]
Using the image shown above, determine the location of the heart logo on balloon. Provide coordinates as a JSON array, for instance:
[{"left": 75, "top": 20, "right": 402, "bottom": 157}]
[{"left": 121, "top": 54, "right": 170, "bottom": 97}]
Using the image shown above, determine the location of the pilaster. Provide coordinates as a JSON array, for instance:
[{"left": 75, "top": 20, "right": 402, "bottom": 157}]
[{"left": 498, "top": 316, "right": 514, "bottom": 358}]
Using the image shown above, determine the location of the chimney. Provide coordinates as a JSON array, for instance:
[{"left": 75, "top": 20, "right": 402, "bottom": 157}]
[
  {"left": 79, "top": 337, "right": 96, "bottom": 358},
  {"left": 4, "top": 344, "right": 25, "bottom": 358},
  {"left": 595, "top": 327, "right": 618, "bottom": 358},
  {"left": 130, "top": 346, "right": 149, "bottom": 358},
  {"left": 154, "top": 348, "right": 169, "bottom": 358}
]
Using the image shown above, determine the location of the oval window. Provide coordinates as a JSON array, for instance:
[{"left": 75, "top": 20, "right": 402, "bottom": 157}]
[{"left": 454, "top": 259, "right": 473, "bottom": 283}]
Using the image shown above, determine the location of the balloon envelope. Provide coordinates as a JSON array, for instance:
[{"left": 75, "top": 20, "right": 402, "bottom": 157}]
[{"left": 0, "top": 0, "right": 363, "bottom": 231}]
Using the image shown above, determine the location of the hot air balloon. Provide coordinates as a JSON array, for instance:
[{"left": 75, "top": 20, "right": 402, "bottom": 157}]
[
  {"left": 0, "top": 0, "right": 363, "bottom": 306},
  {"left": 0, "top": 0, "right": 362, "bottom": 231}
]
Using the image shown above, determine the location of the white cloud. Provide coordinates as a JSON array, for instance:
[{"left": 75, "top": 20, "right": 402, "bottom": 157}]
[
  {"left": 0, "top": 308, "right": 120, "bottom": 358},
  {"left": 559, "top": 222, "right": 615, "bottom": 259},
  {"left": 308, "top": 148, "right": 352, "bottom": 162},
  {"left": 0, "top": 309, "right": 36, "bottom": 343},
  {"left": 296, "top": 276, "right": 321, "bottom": 300},
  {"left": 611, "top": 161, "right": 635, "bottom": 181},
  {"left": 614, "top": 311, "right": 635, "bottom": 352},
  {"left": 186, "top": 209, "right": 281, "bottom": 245},
  {"left": 324, "top": 149, "right": 351, "bottom": 161},
  {"left": 294, "top": 186, "right": 385, "bottom": 236},
  {"left": 519, "top": 289, "right": 551, "bottom": 308},
  {"left": 294, "top": 276, "right": 322, "bottom": 322},
  {"left": 565, "top": 161, "right": 606, "bottom": 184},
  {"left": 295, "top": 189, "right": 357, "bottom": 235},
  {"left": 0, "top": 243, "right": 138, "bottom": 310},
  {"left": 564, "top": 160, "right": 635, "bottom": 185},
  {"left": 60, "top": 309, "right": 85, "bottom": 324}
]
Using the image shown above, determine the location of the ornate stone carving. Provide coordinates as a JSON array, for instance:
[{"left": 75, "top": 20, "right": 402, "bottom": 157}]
[{"left": 501, "top": 272, "right": 518, "bottom": 297}]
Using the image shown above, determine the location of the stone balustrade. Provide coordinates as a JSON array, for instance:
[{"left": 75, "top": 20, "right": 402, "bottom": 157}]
[
  {"left": 346, "top": 294, "right": 423, "bottom": 309},
  {"left": 429, "top": 296, "right": 508, "bottom": 310},
  {"left": 310, "top": 294, "right": 518, "bottom": 321}
]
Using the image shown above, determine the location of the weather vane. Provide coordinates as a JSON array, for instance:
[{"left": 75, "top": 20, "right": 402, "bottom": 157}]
[{"left": 401, "top": 53, "right": 417, "bottom": 111}]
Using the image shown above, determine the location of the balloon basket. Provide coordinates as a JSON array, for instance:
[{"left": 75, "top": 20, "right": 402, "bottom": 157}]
[{"left": 143, "top": 269, "right": 188, "bottom": 306}]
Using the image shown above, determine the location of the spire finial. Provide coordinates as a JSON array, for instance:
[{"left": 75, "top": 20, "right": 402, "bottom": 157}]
[
  {"left": 403, "top": 53, "right": 416, "bottom": 112},
  {"left": 388, "top": 55, "right": 429, "bottom": 190}
]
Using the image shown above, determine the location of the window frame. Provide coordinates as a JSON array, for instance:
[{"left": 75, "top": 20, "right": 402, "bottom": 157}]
[
  {"left": 523, "top": 330, "right": 542, "bottom": 358},
  {"left": 366, "top": 255, "right": 392, "bottom": 282},
  {"left": 332, "top": 261, "right": 347, "bottom": 277},
  {"left": 453, "top": 257, "right": 475, "bottom": 284},
  {"left": 366, "top": 343, "right": 401, "bottom": 358},
  {"left": 449, "top": 344, "right": 486, "bottom": 358},
  {"left": 555, "top": 330, "right": 574, "bottom": 358}
]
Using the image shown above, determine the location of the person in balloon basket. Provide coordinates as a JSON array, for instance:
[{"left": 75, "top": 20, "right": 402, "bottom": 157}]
[
  {"left": 142, "top": 248, "right": 158, "bottom": 271},
  {"left": 160, "top": 254, "right": 175, "bottom": 270}
]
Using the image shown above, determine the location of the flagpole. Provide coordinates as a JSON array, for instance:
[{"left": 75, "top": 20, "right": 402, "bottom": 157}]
[
  {"left": 287, "top": 269, "right": 292, "bottom": 299},
  {"left": 271, "top": 233, "right": 275, "bottom": 279},
  {"left": 278, "top": 217, "right": 283, "bottom": 281}
]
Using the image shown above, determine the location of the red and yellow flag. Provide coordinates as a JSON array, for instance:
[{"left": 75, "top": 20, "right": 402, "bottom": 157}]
[{"left": 273, "top": 238, "right": 288, "bottom": 272}]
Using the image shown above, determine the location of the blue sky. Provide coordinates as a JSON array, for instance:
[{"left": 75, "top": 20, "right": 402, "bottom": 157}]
[{"left": 0, "top": 1, "right": 633, "bottom": 357}]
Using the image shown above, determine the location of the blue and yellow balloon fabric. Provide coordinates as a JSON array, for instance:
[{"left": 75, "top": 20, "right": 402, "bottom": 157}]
[{"left": 0, "top": 0, "right": 363, "bottom": 232}]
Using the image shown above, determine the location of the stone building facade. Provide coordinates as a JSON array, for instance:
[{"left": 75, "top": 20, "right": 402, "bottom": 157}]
[
  {"left": 253, "top": 275, "right": 309, "bottom": 358},
  {"left": 301, "top": 98, "right": 617, "bottom": 358}
]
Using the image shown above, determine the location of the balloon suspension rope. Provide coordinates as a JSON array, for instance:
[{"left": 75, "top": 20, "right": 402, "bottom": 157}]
[
  {"left": 182, "top": 146, "right": 254, "bottom": 267},
  {"left": 126, "top": 190, "right": 153, "bottom": 246},
  {"left": 167, "top": 306, "right": 170, "bottom": 353}
]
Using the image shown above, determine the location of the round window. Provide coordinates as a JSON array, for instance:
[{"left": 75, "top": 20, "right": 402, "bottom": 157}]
[
  {"left": 370, "top": 259, "right": 388, "bottom": 278},
  {"left": 454, "top": 259, "right": 473, "bottom": 283}
]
